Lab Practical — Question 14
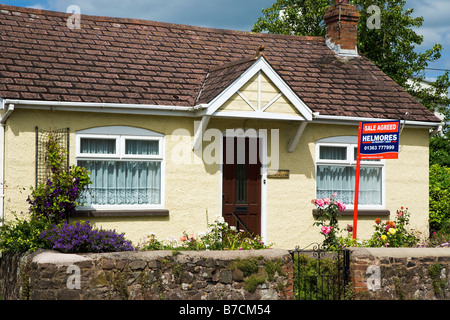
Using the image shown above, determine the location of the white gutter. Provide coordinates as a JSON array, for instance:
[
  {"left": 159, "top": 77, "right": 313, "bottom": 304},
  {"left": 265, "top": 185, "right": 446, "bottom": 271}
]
[
  {"left": 312, "top": 113, "right": 442, "bottom": 129},
  {"left": 0, "top": 103, "right": 14, "bottom": 226},
  {"left": 3, "top": 99, "right": 208, "bottom": 116},
  {"left": 6, "top": 99, "right": 440, "bottom": 128}
]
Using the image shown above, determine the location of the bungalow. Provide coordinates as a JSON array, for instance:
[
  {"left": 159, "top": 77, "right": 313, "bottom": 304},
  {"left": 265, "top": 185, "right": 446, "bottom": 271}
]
[{"left": 0, "top": 2, "right": 441, "bottom": 249}]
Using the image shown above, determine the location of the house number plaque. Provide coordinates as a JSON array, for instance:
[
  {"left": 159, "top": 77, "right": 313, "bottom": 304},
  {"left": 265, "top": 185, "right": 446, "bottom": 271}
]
[{"left": 267, "top": 169, "right": 289, "bottom": 179}]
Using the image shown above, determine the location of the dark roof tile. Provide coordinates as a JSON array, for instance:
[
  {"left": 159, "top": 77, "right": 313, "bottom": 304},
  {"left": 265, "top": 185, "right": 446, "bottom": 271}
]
[{"left": 0, "top": 4, "right": 440, "bottom": 123}]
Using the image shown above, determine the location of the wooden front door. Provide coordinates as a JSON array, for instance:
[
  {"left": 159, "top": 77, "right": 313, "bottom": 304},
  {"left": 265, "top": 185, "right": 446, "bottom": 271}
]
[{"left": 222, "top": 136, "right": 261, "bottom": 235}]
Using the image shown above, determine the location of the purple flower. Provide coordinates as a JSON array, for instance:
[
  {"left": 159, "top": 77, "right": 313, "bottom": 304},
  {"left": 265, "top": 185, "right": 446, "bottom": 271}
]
[{"left": 40, "top": 221, "right": 135, "bottom": 253}]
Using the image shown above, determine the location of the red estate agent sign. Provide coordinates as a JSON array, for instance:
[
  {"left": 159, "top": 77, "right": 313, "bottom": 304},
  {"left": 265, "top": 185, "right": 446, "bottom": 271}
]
[
  {"left": 360, "top": 120, "right": 400, "bottom": 160},
  {"left": 353, "top": 120, "right": 400, "bottom": 239}
]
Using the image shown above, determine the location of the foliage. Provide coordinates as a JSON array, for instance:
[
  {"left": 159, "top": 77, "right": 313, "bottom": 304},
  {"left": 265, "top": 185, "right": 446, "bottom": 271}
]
[
  {"left": 292, "top": 253, "right": 345, "bottom": 300},
  {"left": 365, "top": 207, "right": 420, "bottom": 247},
  {"left": 200, "top": 215, "right": 269, "bottom": 250},
  {"left": 429, "top": 164, "right": 450, "bottom": 233},
  {"left": 252, "top": 0, "right": 450, "bottom": 122},
  {"left": 1, "top": 133, "right": 133, "bottom": 254},
  {"left": 27, "top": 134, "right": 91, "bottom": 224},
  {"left": 137, "top": 233, "right": 163, "bottom": 250},
  {"left": 1, "top": 134, "right": 90, "bottom": 253},
  {"left": 422, "top": 218, "right": 450, "bottom": 248},
  {"left": 252, "top": 0, "right": 332, "bottom": 36},
  {"left": 430, "top": 135, "right": 450, "bottom": 167},
  {"left": 233, "top": 256, "right": 263, "bottom": 277},
  {"left": 244, "top": 274, "right": 267, "bottom": 293},
  {"left": 40, "top": 221, "right": 134, "bottom": 253},
  {"left": 137, "top": 215, "right": 272, "bottom": 251},
  {"left": 335, "top": 231, "right": 359, "bottom": 249},
  {"left": 354, "top": 0, "right": 450, "bottom": 120},
  {"left": 428, "top": 263, "right": 447, "bottom": 298},
  {"left": 312, "top": 194, "right": 347, "bottom": 250},
  {"left": 0, "top": 214, "right": 50, "bottom": 253}
]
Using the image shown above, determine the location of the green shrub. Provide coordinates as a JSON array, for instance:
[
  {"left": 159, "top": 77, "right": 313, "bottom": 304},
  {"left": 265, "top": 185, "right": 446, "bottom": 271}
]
[
  {"left": 428, "top": 219, "right": 450, "bottom": 248},
  {"left": 0, "top": 214, "right": 51, "bottom": 253},
  {"left": 429, "top": 164, "right": 450, "bottom": 233},
  {"left": 365, "top": 207, "right": 420, "bottom": 247},
  {"left": 292, "top": 253, "right": 344, "bottom": 300},
  {"left": 137, "top": 215, "right": 272, "bottom": 251},
  {"left": 0, "top": 133, "right": 93, "bottom": 254},
  {"left": 1, "top": 133, "right": 133, "bottom": 255}
]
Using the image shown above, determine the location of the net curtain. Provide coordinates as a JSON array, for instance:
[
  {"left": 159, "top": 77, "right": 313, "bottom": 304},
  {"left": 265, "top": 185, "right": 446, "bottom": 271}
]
[
  {"left": 316, "top": 165, "right": 382, "bottom": 206},
  {"left": 78, "top": 138, "right": 161, "bottom": 206}
]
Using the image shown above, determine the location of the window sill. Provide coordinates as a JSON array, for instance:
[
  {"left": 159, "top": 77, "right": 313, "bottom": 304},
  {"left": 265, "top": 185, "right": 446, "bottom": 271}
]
[
  {"left": 74, "top": 209, "right": 169, "bottom": 217},
  {"left": 312, "top": 209, "right": 390, "bottom": 217}
]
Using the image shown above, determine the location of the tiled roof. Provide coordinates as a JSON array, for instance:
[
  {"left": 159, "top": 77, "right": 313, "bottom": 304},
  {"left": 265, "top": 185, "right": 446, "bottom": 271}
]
[
  {"left": 196, "top": 49, "right": 264, "bottom": 105},
  {"left": 0, "top": 4, "right": 440, "bottom": 123}
]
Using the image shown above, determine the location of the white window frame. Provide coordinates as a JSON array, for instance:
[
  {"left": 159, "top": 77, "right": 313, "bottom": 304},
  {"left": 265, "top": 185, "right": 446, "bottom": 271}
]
[
  {"left": 120, "top": 135, "right": 163, "bottom": 160},
  {"left": 75, "top": 126, "right": 165, "bottom": 211},
  {"left": 315, "top": 136, "right": 385, "bottom": 210}
]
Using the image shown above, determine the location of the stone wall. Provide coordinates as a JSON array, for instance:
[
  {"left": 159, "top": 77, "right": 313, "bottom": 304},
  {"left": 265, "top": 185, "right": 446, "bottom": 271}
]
[
  {"left": 3, "top": 248, "right": 450, "bottom": 300},
  {"left": 0, "top": 249, "right": 294, "bottom": 300},
  {"left": 349, "top": 248, "right": 450, "bottom": 300},
  {"left": 0, "top": 251, "right": 30, "bottom": 300}
]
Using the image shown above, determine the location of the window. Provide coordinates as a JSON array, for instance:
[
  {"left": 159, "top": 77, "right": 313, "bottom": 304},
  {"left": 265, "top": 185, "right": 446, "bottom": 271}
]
[
  {"left": 315, "top": 136, "right": 384, "bottom": 208},
  {"left": 76, "top": 126, "right": 164, "bottom": 210}
]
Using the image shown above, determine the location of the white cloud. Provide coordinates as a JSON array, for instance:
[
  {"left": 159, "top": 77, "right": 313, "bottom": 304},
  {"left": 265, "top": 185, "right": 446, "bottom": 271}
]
[
  {"left": 405, "top": 0, "right": 450, "bottom": 78},
  {"left": 44, "top": 0, "right": 273, "bottom": 30},
  {"left": 407, "top": 0, "right": 450, "bottom": 28},
  {"left": 27, "top": 3, "right": 46, "bottom": 9}
]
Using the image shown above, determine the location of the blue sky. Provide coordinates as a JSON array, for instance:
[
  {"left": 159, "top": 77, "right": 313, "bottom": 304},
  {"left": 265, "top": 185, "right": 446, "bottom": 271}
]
[{"left": 2, "top": 0, "right": 450, "bottom": 82}]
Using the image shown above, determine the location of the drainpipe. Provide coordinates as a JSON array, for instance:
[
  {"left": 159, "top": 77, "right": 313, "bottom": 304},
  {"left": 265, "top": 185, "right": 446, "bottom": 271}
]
[{"left": 0, "top": 104, "right": 15, "bottom": 225}]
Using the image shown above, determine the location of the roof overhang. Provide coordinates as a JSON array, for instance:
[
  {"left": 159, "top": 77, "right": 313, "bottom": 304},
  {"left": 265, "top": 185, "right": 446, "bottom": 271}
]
[
  {"left": 2, "top": 99, "right": 441, "bottom": 130},
  {"left": 1, "top": 99, "right": 204, "bottom": 118}
]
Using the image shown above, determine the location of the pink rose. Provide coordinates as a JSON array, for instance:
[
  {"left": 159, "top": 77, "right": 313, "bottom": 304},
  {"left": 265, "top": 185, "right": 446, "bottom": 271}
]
[
  {"left": 337, "top": 201, "right": 346, "bottom": 211},
  {"left": 323, "top": 198, "right": 331, "bottom": 206},
  {"left": 321, "top": 226, "right": 331, "bottom": 235},
  {"left": 315, "top": 199, "right": 325, "bottom": 207}
]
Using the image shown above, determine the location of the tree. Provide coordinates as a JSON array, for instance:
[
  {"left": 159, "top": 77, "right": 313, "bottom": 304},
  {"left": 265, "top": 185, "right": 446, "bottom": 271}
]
[
  {"left": 430, "top": 134, "right": 450, "bottom": 167},
  {"left": 355, "top": 0, "right": 450, "bottom": 121},
  {"left": 252, "top": 0, "right": 333, "bottom": 36},
  {"left": 252, "top": 0, "right": 450, "bottom": 123},
  {"left": 429, "top": 164, "right": 450, "bottom": 232}
]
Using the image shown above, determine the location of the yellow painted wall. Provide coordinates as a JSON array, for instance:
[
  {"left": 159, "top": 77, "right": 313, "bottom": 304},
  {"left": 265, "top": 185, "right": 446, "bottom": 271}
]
[
  {"left": 2, "top": 109, "right": 430, "bottom": 250},
  {"left": 268, "top": 123, "right": 430, "bottom": 249},
  {"left": 2, "top": 109, "right": 221, "bottom": 246}
]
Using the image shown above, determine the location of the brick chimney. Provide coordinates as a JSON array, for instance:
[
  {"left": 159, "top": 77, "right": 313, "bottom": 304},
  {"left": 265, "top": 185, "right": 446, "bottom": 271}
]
[{"left": 323, "top": 0, "right": 360, "bottom": 56}]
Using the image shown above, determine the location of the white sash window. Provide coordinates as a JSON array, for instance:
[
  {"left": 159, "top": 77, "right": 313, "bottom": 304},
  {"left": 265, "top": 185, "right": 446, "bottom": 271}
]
[
  {"left": 76, "top": 126, "right": 164, "bottom": 210},
  {"left": 315, "top": 136, "right": 384, "bottom": 208}
]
